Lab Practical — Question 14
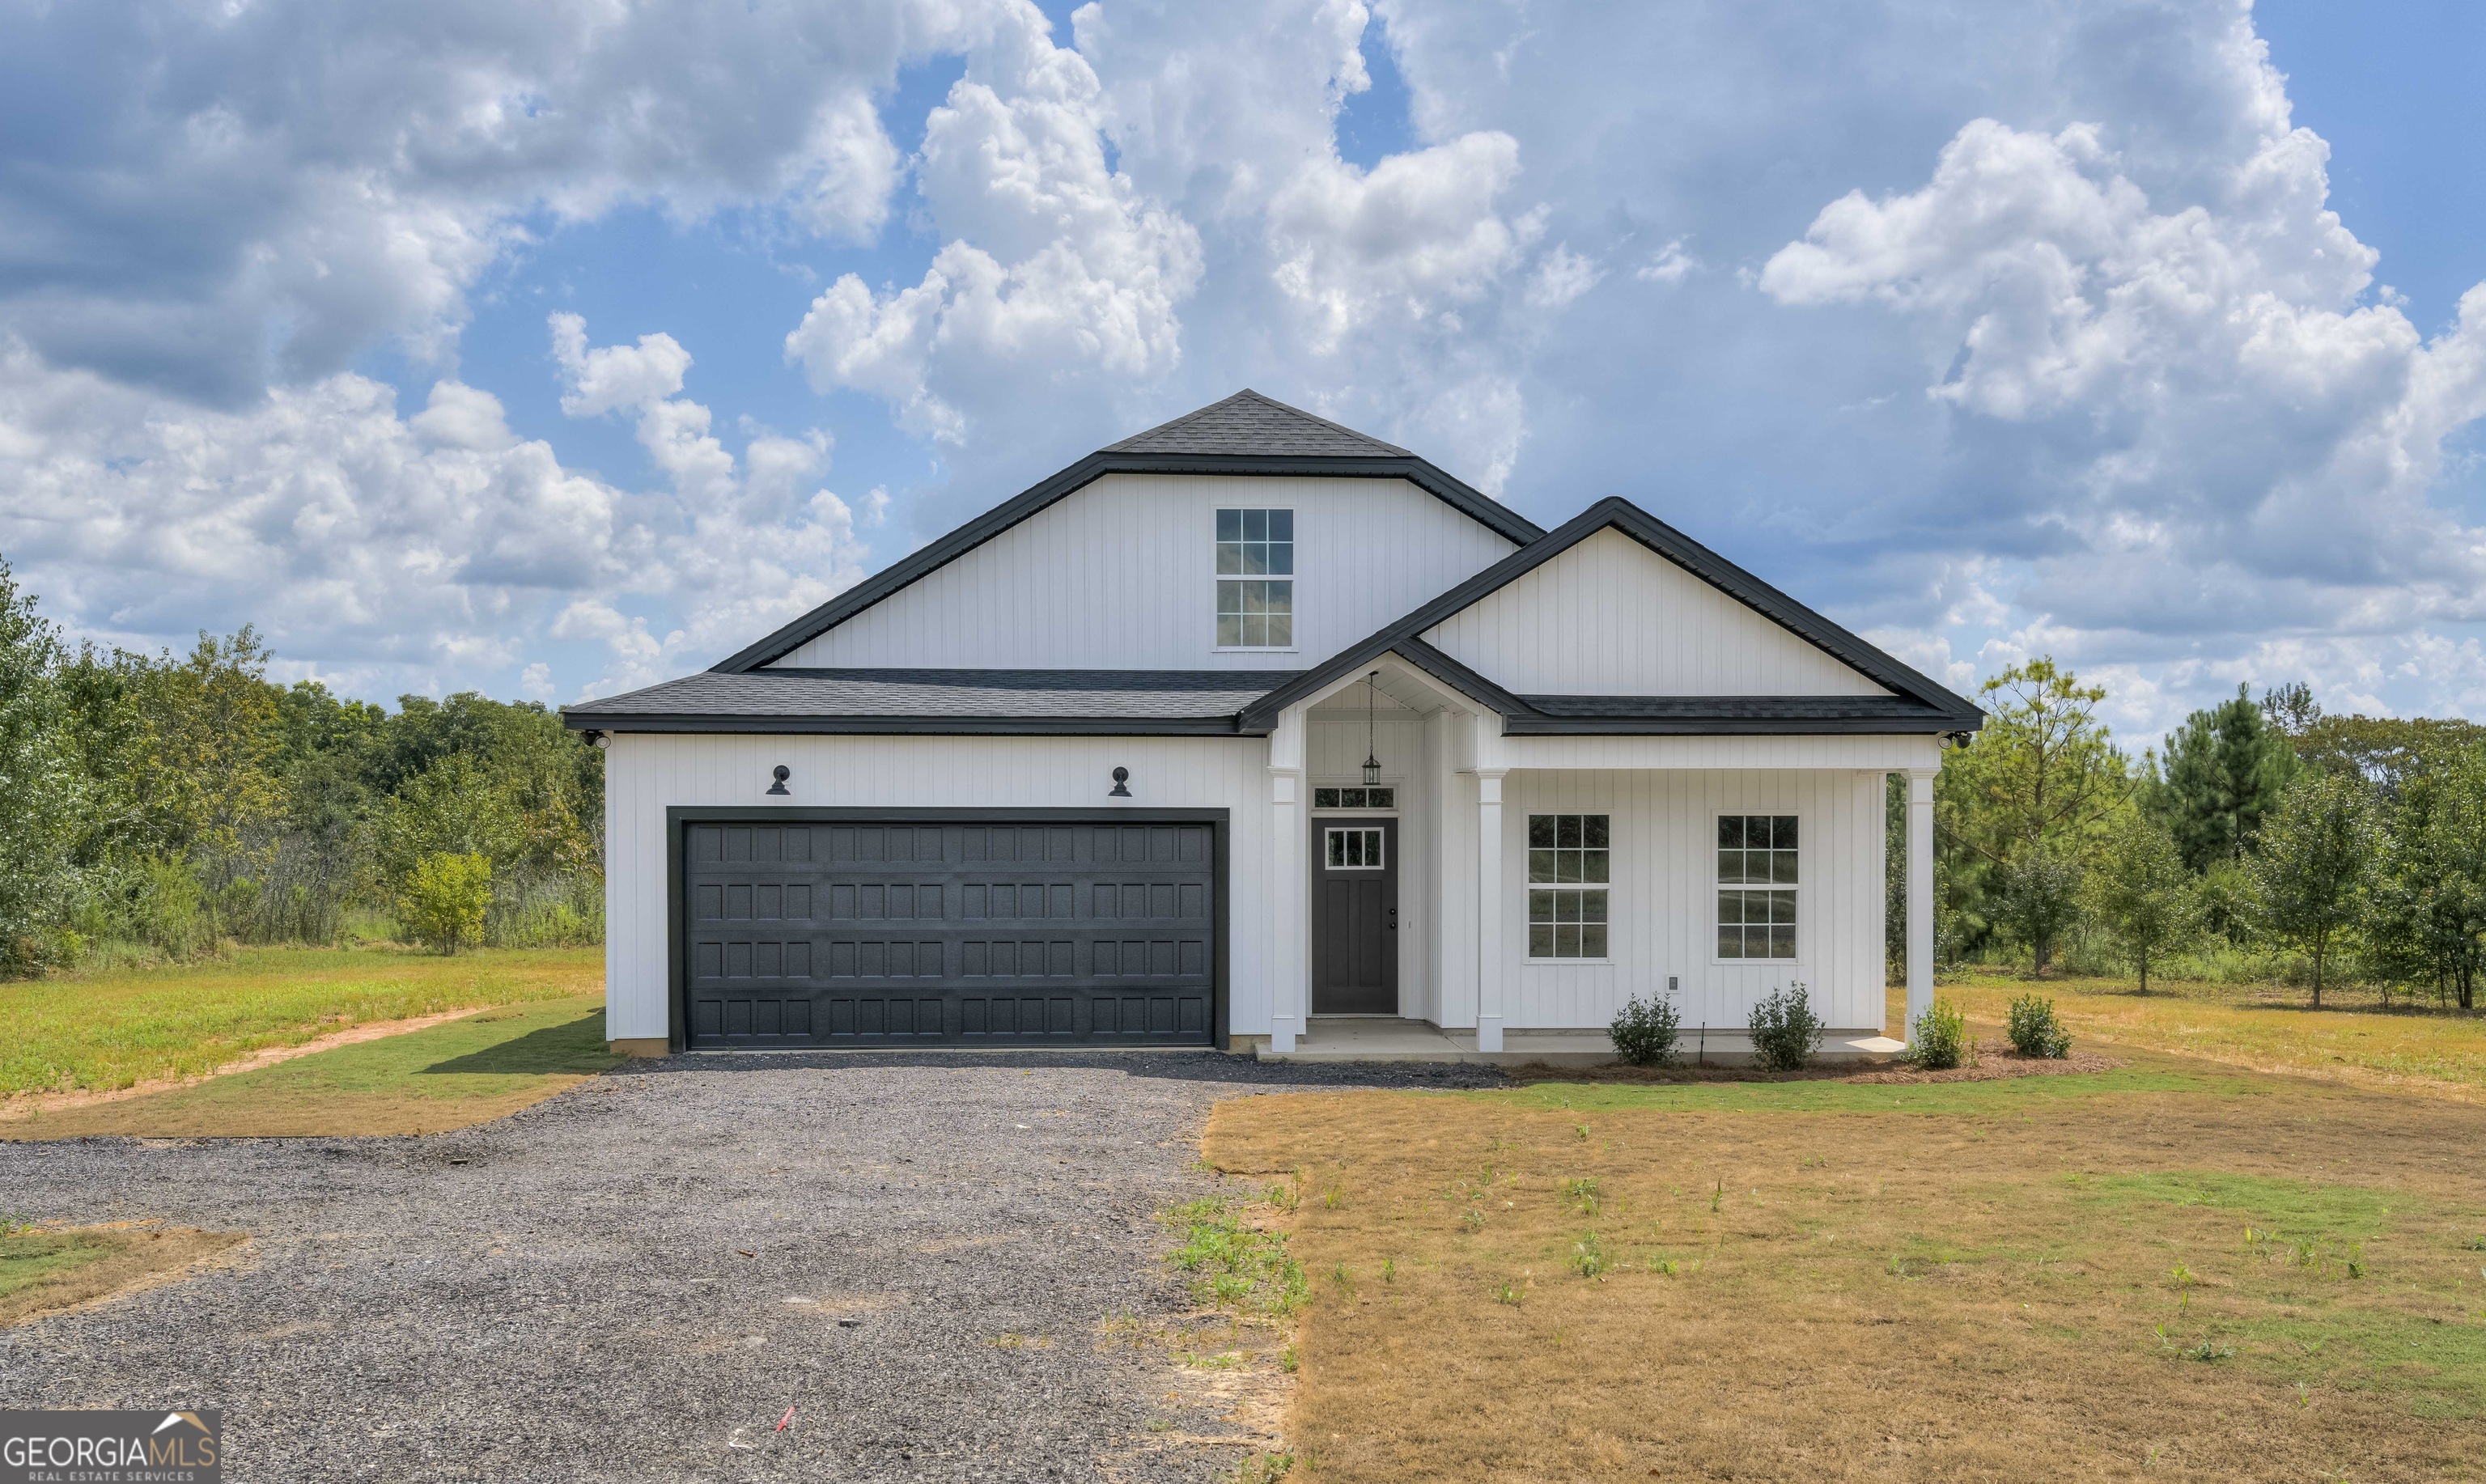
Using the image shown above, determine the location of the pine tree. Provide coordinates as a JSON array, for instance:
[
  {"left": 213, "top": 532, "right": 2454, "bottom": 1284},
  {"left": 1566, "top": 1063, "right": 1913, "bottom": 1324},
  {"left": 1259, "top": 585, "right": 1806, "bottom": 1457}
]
[{"left": 2153, "top": 685, "right": 2297, "bottom": 871}]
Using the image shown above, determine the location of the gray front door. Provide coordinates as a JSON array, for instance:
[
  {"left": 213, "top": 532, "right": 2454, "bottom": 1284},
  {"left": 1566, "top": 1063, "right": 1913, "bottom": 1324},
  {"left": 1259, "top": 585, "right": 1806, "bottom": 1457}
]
[
  {"left": 681, "top": 817, "right": 1218, "bottom": 1049},
  {"left": 1311, "top": 816, "right": 1398, "bottom": 1014}
]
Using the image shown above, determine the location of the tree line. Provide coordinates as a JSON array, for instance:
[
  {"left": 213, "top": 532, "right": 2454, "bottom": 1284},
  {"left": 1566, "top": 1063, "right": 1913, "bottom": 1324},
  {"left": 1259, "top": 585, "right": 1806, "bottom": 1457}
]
[
  {"left": 0, "top": 559, "right": 602, "bottom": 971},
  {"left": 1902, "top": 658, "right": 2486, "bottom": 1009}
]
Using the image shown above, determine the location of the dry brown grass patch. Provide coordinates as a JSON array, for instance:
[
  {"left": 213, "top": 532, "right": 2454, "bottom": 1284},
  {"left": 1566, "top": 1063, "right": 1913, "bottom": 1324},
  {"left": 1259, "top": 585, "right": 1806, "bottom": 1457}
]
[
  {"left": 1, "top": 1226, "right": 248, "bottom": 1329},
  {"left": 1203, "top": 1061, "right": 2486, "bottom": 1482}
]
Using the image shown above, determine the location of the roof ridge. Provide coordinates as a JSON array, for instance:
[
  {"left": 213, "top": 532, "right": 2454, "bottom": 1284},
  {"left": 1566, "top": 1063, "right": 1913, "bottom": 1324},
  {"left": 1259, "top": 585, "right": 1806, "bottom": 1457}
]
[{"left": 1105, "top": 388, "right": 1411, "bottom": 457}]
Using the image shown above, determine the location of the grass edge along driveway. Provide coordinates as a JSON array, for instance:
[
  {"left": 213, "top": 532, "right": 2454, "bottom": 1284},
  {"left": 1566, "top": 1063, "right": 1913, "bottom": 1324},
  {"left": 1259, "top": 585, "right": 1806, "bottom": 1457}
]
[
  {"left": 1, "top": 945, "right": 603, "bottom": 1099},
  {"left": 1203, "top": 1056, "right": 2486, "bottom": 1482},
  {"left": 2, "top": 993, "right": 617, "bottom": 1140}
]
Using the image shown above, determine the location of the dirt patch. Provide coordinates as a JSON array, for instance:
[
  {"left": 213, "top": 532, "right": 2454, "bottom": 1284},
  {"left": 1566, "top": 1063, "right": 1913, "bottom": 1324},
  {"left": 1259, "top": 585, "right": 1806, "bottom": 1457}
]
[
  {"left": 1508, "top": 1040, "right": 2122, "bottom": 1087},
  {"left": 1203, "top": 1060, "right": 2486, "bottom": 1482},
  {"left": 0, "top": 1007, "right": 482, "bottom": 1123},
  {"left": 2, "top": 1226, "right": 249, "bottom": 1329}
]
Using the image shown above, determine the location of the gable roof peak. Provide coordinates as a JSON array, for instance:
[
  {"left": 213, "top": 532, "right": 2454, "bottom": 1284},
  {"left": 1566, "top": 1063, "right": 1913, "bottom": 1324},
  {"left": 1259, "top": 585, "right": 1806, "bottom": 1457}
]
[{"left": 1105, "top": 388, "right": 1411, "bottom": 458}]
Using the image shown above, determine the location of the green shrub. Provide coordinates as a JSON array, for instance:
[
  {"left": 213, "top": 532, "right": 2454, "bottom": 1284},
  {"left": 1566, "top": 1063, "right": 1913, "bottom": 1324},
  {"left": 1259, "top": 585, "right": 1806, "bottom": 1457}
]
[
  {"left": 1907, "top": 996, "right": 1972, "bottom": 1070},
  {"left": 1747, "top": 982, "right": 1824, "bottom": 1071},
  {"left": 398, "top": 851, "right": 492, "bottom": 955},
  {"left": 1608, "top": 991, "right": 1682, "bottom": 1066},
  {"left": 2006, "top": 994, "right": 2073, "bottom": 1058},
  {"left": 133, "top": 858, "right": 214, "bottom": 960}
]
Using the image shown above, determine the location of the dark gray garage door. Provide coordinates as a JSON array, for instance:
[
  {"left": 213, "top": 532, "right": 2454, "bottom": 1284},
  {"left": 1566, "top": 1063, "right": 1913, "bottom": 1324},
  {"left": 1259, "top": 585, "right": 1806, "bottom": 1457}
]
[{"left": 681, "top": 818, "right": 1219, "bottom": 1049}]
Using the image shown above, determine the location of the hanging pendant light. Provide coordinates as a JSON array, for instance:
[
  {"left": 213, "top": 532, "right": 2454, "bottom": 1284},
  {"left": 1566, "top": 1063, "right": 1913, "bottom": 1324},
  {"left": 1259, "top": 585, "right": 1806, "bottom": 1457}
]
[{"left": 1361, "top": 669, "right": 1383, "bottom": 787}]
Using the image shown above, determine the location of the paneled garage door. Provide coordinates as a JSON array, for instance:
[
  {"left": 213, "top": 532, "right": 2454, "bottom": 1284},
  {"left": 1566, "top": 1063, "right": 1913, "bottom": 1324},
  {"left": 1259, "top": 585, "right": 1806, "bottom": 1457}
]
[{"left": 681, "top": 816, "right": 1220, "bottom": 1049}]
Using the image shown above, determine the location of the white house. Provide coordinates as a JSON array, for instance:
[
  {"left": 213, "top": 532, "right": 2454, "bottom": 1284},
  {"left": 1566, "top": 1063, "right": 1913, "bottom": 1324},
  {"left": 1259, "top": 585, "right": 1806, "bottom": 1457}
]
[{"left": 563, "top": 391, "right": 1981, "bottom": 1058}]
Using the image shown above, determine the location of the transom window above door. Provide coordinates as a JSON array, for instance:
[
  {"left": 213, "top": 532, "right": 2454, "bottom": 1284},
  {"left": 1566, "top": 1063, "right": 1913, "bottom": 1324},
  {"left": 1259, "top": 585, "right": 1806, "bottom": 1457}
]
[
  {"left": 1325, "top": 826, "right": 1385, "bottom": 870},
  {"left": 1215, "top": 508, "right": 1293, "bottom": 648},
  {"left": 1313, "top": 787, "right": 1394, "bottom": 809},
  {"left": 1528, "top": 813, "right": 1610, "bottom": 959}
]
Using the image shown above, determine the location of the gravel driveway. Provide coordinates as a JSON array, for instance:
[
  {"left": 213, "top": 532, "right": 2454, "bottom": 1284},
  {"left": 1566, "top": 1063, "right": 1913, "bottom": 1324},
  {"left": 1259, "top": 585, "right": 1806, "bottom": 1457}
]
[{"left": 0, "top": 1052, "right": 1497, "bottom": 1482}]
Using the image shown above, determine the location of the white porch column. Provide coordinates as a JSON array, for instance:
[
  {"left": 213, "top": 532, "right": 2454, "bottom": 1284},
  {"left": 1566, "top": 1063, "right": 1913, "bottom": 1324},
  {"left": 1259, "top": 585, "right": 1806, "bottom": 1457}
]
[
  {"left": 1268, "top": 708, "right": 1308, "bottom": 1054},
  {"left": 1474, "top": 768, "right": 1508, "bottom": 1053},
  {"left": 1904, "top": 766, "right": 1937, "bottom": 1041}
]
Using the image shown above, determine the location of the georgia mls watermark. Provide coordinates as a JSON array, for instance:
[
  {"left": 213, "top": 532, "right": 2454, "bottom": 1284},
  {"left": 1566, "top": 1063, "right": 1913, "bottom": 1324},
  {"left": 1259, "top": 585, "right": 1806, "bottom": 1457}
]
[{"left": 1, "top": 1411, "right": 221, "bottom": 1484}]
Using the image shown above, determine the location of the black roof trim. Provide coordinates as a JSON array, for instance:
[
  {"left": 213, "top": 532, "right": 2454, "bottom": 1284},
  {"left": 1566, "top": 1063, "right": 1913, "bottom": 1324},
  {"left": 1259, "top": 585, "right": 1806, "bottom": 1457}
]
[
  {"left": 710, "top": 426, "right": 1543, "bottom": 674},
  {"left": 562, "top": 666, "right": 1299, "bottom": 736},
  {"left": 1240, "top": 496, "right": 1984, "bottom": 731},
  {"left": 563, "top": 713, "right": 1257, "bottom": 737},
  {"left": 1387, "top": 637, "right": 1534, "bottom": 716},
  {"left": 1506, "top": 694, "right": 1962, "bottom": 736}
]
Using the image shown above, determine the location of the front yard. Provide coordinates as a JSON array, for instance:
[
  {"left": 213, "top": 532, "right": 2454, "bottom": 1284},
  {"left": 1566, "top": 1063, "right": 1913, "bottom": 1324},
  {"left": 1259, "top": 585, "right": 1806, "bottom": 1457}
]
[{"left": 1204, "top": 1052, "right": 2486, "bottom": 1481}]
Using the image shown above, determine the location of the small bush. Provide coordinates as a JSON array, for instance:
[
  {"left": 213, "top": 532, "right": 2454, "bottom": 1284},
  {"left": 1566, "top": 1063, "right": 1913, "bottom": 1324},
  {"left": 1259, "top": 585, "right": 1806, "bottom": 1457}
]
[
  {"left": 1907, "top": 997, "right": 1972, "bottom": 1070},
  {"left": 2006, "top": 994, "right": 2073, "bottom": 1059},
  {"left": 1747, "top": 982, "right": 1824, "bottom": 1071},
  {"left": 398, "top": 851, "right": 492, "bottom": 955},
  {"left": 1609, "top": 991, "right": 1682, "bottom": 1066}
]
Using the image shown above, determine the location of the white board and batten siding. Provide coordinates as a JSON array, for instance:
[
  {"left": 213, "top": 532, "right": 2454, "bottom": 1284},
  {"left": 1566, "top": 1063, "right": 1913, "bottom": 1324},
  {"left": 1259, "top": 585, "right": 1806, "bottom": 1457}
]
[
  {"left": 1424, "top": 528, "right": 1890, "bottom": 697},
  {"left": 1497, "top": 768, "right": 1889, "bottom": 1035},
  {"left": 771, "top": 473, "right": 1517, "bottom": 670},
  {"left": 601, "top": 732, "right": 1271, "bottom": 1042}
]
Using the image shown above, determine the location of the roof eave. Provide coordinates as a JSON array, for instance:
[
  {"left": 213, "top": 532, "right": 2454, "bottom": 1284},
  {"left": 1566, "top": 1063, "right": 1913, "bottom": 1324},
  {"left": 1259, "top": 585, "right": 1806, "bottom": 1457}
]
[{"left": 560, "top": 711, "right": 1266, "bottom": 737}]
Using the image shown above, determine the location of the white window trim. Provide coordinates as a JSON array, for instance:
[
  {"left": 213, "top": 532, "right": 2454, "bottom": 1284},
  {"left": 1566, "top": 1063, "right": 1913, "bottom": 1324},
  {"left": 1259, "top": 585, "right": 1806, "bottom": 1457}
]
[
  {"left": 1525, "top": 812, "right": 1614, "bottom": 963},
  {"left": 1710, "top": 812, "right": 1804, "bottom": 965},
  {"left": 1213, "top": 506, "right": 1296, "bottom": 651},
  {"left": 1321, "top": 825, "right": 1387, "bottom": 871}
]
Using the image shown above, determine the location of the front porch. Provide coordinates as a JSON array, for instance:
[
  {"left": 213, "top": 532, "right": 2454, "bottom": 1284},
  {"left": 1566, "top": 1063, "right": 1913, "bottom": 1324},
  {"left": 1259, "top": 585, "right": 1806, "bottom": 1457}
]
[
  {"left": 1258, "top": 650, "right": 1942, "bottom": 1059},
  {"left": 1253, "top": 1015, "right": 1910, "bottom": 1066}
]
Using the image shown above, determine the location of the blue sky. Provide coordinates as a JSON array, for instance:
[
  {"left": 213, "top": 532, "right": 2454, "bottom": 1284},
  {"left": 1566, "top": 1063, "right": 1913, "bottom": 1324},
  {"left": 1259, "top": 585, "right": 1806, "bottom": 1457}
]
[{"left": 2, "top": 0, "right": 2483, "bottom": 741}]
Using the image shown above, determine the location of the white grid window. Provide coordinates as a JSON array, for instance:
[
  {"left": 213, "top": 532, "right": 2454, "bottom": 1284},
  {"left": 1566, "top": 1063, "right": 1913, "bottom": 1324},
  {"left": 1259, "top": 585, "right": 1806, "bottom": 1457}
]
[
  {"left": 1717, "top": 814, "right": 1797, "bottom": 960},
  {"left": 1215, "top": 508, "right": 1293, "bottom": 648},
  {"left": 1527, "top": 814, "right": 1609, "bottom": 959}
]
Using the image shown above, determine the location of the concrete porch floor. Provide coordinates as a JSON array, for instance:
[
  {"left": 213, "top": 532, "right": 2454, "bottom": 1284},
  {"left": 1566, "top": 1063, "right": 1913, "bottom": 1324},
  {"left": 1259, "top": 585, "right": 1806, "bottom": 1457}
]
[{"left": 1259, "top": 1017, "right": 1908, "bottom": 1067}]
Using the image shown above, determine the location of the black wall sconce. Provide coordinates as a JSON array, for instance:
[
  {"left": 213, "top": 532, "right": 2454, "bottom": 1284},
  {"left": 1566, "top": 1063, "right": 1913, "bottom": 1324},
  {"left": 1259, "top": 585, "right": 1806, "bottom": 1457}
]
[
  {"left": 1109, "top": 766, "right": 1131, "bottom": 798},
  {"left": 766, "top": 765, "right": 791, "bottom": 796}
]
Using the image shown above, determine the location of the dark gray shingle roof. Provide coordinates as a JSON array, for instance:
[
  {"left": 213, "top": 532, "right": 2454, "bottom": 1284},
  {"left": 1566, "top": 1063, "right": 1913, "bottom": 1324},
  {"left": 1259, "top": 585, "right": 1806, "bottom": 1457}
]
[
  {"left": 566, "top": 668, "right": 1300, "bottom": 734},
  {"left": 1106, "top": 389, "right": 1410, "bottom": 457}
]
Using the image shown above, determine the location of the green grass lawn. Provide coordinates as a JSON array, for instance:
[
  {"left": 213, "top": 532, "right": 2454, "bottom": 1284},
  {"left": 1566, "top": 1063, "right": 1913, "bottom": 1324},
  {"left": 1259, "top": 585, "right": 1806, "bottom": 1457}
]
[
  {"left": 0, "top": 945, "right": 603, "bottom": 1098},
  {"left": 3, "top": 992, "right": 617, "bottom": 1138},
  {"left": 1900, "top": 973, "right": 2486, "bottom": 1100}
]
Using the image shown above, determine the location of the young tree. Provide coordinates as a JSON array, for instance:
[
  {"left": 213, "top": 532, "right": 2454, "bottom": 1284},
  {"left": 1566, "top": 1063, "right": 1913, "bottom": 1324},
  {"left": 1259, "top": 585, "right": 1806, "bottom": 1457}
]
[
  {"left": 2367, "top": 745, "right": 2486, "bottom": 1010},
  {"left": 1937, "top": 659, "right": 2132, "bottom": 968},
  {"left": 1996, "top": 850, "right": 2084, "bottom": 977},
  {"left": 2077, "top": 812, "right": 2200, "bottom": 994},
  {"left": 2152, "top": 685, "right": 2297, "bottom": 871},
  {"left": 0, "top": 558, "right": 85, "bottom": 968},
  {"left": 2246, "top": 771, "right": 2376, "bottom": 1007}
]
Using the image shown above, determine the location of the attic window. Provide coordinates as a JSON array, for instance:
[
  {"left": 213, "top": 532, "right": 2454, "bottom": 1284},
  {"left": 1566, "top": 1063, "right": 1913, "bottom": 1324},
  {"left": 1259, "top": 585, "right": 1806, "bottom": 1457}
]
[{"left": 1215, "top": 508, "right": 1292, "bottom": 648}]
